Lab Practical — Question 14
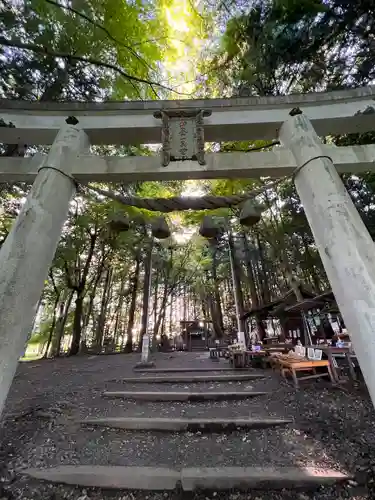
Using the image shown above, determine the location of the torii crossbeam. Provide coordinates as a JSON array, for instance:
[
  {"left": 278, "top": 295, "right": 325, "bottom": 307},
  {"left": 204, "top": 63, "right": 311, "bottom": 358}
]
[
  {"left": 1, "top": 85, "right": 375, "bottom": 145},
  {"left": 1, "top": 145, "right": 375, "bottom": 182}
]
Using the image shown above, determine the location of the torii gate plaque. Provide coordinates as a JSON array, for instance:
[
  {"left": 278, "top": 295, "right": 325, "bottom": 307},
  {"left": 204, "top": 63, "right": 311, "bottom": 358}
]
[{"left": 154, "top": 109, "right": 211, "bottom": 166}]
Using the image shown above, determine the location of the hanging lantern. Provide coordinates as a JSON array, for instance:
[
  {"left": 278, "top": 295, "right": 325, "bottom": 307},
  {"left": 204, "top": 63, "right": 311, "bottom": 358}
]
[
  {"left": 239, "top": 199, "right": 262, "bottom": 227},
  {"left": 199, "top": 215, "right": 221, "bottom": 239},
  {"left": 108, "top": 213, "right": 130, "bottom": 233},
  {"left": 151, "top": 216, "right": 171, "bottom": 239}
]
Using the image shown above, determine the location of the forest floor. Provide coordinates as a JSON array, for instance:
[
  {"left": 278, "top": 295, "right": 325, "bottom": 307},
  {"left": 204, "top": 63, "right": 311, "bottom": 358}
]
[{"left": 0, "top": 352, "right": 375, "bottom": 500}]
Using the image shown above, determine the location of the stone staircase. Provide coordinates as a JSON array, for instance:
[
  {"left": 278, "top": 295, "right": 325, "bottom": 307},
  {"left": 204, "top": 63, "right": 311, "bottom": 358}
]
[{"left": 20, "top": 353, "right": 352, "bottom": 498}]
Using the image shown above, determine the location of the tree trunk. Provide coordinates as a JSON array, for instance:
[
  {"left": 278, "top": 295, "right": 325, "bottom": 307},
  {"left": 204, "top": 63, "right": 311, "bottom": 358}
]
[
  {"left": 153, "top": 277, "right": 169, "bottom": 339},
  {"left": 183, "top": 285, "right": 187, "bottom": 322},
  {"left": 139, "top": 240, "right": 153, "bottom": 349},
  {"left": 68, "top": 232, "right": 97, "bottom": 356},
  {"left": 50, "top": 290, "right": 74, "bottom": 357},
  {"left": 255, "top": 233, "right": 271, "bottom": 304},
  {"left": 161, "top": 306, "right": 167, "bottom": 337},
  {"left": 151, "top": 267, "right": 160, "bottom": 350},
  {"left": 43, "top": 292, "right": 61, "bottom": 358},
  {"left": 113, "top": 275, "right": 127, "bottom": 346},
  {"left": 81, "top": 254, "right": 106, "bottom": 339},
  {"left": 201, "top": 293, "right": 208, "bottom": 322},
  {"left": 93, "top": 266, "right": 112, "bottom": 352},
  {"left": 70, "top": 293, "right": 84, "bottom": 356},
  {"left": 153, "top": 269, "right": 159, "bottom": 328},
  {"left": 211, "top": 247, "right": 224, "bottom": 336},
  {"left": 207, "top": 293, "right": 222, "bottom": 338},
  {"left": 125, "top": 251, "right": 141, "bottom": 353},
  {"left": 169, "top": 291, "right": 174, "bottom": 332},
  {"left": 229, "top": 233, "right": 247, "bottom": 337},
  {"left": 242, "top": 233, "right": 266, "bottom": 340}
]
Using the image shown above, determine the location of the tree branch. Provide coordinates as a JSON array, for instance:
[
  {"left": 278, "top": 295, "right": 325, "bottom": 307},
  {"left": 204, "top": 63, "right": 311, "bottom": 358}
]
[
  {"left": 132, "top": 36, "right": 187, "bottom": 47},
  {"left": 63, "top": 259, "right": 77, "bottom": 291},
  {"left": 44, "top": 0, "right": 159, "bottom": 98},
  {"left": 48, "top": 269, "right": 59, "bottom": 296},
  {"left": 0, "top": 36, "right": 188, "bottom": 95}
]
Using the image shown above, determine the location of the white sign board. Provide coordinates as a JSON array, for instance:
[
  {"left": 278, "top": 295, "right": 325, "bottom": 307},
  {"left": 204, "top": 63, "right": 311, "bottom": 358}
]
[
  {"left": 331, "top": 320, "right": 340, "bottom": 333},
  {"left": 237, "top": 331, "right": 246, "bottom": 347},
  {"left": 141, "top": 334, "right": 150, "bottom": 363}
]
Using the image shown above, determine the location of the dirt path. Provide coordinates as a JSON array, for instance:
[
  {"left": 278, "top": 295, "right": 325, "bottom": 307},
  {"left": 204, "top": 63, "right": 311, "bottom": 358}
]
[{"left": 0, "top": 352, "right": 374, "bottom": 499}]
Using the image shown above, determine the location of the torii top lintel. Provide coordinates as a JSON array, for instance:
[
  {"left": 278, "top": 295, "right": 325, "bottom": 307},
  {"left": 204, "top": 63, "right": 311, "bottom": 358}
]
[{"left": 0, "top": 86, "right": 375, "bottom": 146}]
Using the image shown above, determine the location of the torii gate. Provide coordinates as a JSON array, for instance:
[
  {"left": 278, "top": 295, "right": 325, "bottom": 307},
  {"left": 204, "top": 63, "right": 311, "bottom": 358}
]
[{"left": 1, "top": 86, "right": 375, "bottom": 415}]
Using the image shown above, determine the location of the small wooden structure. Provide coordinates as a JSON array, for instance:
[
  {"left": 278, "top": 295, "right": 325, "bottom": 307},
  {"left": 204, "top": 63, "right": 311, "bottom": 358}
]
[
  {"left": 242, "top": 287, "right": 350, "bottom": 346},
  {"left": 284, "top": 290, "right": 346, "bottom": 343},
  {"left": 180, "top": 320, "right": 213, "bottom": 351},
  {"left": 242, "top": 286, "right": 316, "bottom": 344}
]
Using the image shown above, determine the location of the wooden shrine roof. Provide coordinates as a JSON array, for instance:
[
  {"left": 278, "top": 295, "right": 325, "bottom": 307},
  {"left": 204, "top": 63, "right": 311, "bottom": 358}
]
[
  {"left": 284, "top": 290, "right": 336, "bottom": 313},
  {"left": 241, "top": 285, "right": 316, "bottom": 320}
]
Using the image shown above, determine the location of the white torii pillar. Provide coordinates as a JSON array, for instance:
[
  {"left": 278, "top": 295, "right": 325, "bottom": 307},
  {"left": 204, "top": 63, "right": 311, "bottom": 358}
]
[
  {"left": 0, "top": 122, "right": 89, "bottom": 417},
  {"left": 280, "top": 113, "right": 375, "bottom": 405}
]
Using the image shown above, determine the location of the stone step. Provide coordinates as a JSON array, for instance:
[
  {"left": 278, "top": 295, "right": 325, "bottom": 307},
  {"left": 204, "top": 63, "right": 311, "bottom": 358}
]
[
  {"left": 79, "top": 416, "right": 292, "bottom": 432},
  {"left": 114, "top": 373, "right": 265, "bottom": 383},
  {"left": 134, "top": 367, "right": 244, "bottom": 373},
  {"left": 133, "top": 361, "right": 156, "bottom": 369},
  {"left": 23, "top": 466, "right": 177, "bottom": 490},
  {"left": 23, "top": 466, "right": 349, "bottom": 491},
  {"left": 103, "top": 390, "right": 268, "bottom": 401},
  {"left": 181, "top": 466, "right": 349, "bottom": 491}
]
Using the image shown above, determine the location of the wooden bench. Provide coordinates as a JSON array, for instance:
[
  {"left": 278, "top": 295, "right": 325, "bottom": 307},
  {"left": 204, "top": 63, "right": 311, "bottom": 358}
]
[{"left": 276, "top": 358, "right": 335, "bottom": 388}]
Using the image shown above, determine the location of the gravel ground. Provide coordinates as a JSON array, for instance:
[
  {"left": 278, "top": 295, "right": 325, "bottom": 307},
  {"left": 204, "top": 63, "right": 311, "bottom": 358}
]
[{"left": 1, "top": 352, "right": 375, "bottom": 499}]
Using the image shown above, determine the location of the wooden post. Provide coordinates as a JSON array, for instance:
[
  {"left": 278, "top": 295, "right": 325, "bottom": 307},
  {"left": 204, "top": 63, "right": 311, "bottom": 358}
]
[
  {"left": 228, "top": 232, "right": 242, "bottom": 334},
  {"left": 140, "top": 236, "right": 153, "bottom": 361},
  {"left": 0, "top": 122, "right": 89, "bottom": 418},
  {"left": 280, "top": 113, "right": 375, "bottom": 405}
]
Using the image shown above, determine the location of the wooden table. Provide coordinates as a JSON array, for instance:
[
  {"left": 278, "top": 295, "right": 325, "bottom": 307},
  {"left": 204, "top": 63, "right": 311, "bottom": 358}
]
[
  {"left": 264, "top": 343, "right": 293, "bottom": 350},
  {"left": 246, "top": 350, "right": 267, "bottom": 356},
  {"left": 229, "top": 350, "right": 267, "bottom": 368},
  {"left": 306, "top": 345, "right": 357, "bottom": 382},
  {"left": 264, "top": 345, "right": 291, "bottom": 355},
  {"left": 276, "top": 357, "right": 335, "bottom": 388}
]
